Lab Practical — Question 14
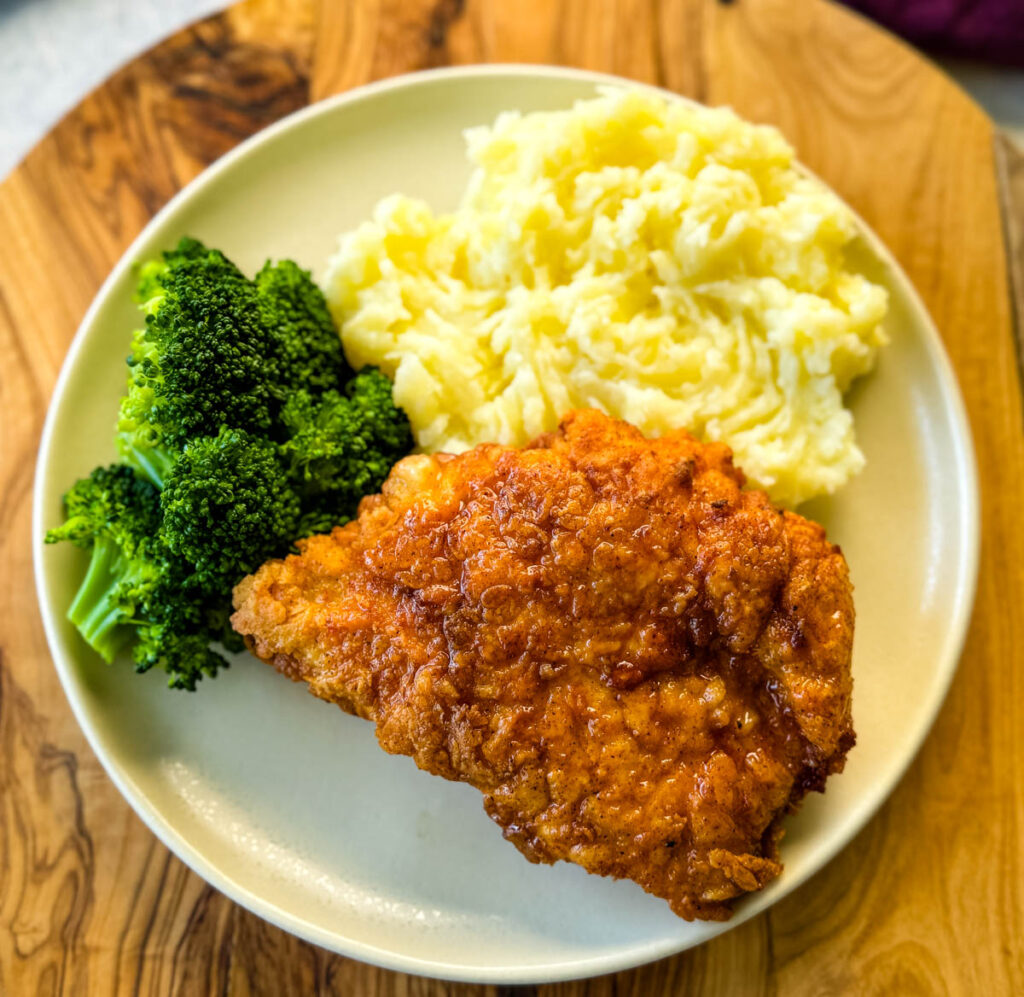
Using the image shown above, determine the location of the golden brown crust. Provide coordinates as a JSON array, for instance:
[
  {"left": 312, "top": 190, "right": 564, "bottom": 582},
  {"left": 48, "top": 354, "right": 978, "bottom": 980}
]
[{"left": 231, "top": 410, "right": 855, "bottom": 920}]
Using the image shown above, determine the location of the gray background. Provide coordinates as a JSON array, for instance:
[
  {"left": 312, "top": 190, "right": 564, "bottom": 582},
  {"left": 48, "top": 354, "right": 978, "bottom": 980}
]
[{"left": 1, "top": 0, "right": 1022, "bottom": 179}]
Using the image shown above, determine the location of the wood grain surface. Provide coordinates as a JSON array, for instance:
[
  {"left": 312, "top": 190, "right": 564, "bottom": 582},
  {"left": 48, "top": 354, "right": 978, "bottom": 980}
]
[{"left": 1, "top": 0, "right": 1021, "bottom": 993}]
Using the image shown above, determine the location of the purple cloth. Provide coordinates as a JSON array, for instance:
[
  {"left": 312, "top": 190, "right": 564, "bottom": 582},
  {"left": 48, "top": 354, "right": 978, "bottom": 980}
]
[{"left": 841, "top": 0, "right": 1024, "bottom": 66}]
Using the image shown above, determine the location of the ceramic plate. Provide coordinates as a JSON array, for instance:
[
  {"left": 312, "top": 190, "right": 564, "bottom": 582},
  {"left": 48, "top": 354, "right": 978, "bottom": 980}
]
[{"left": 33, "top": 66, "right": 979, "bottom": 984}]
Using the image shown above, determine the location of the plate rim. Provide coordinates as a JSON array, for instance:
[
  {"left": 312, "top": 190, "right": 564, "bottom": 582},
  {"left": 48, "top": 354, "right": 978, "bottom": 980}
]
[{"left": 31, "top": 63, "right": 981, "bottom": 984}]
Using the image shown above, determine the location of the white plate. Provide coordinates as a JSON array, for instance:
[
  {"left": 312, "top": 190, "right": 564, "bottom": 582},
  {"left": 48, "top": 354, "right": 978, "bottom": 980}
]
[{"left": 33, "top": 66, "right": 979, "bottom": 983}]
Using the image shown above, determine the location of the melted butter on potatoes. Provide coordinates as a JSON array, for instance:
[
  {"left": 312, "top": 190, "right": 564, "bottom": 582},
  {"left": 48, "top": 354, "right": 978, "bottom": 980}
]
[{"left": 323, "top": 88, "right": 887, "bottom": 507}]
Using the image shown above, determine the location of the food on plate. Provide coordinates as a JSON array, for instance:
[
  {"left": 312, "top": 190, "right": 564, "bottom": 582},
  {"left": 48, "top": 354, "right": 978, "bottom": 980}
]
[
  {"left": 45, "top": 464, "right": 227, "bottom": 681},
  {"left": 232, "top": 409, "right": 855, "bottom": 919},
  {"left": 325, "top": 88, "right": 888, "bottom": 508},
  {"left": 46, "top": 238, "right": 413, "bottom": 689},
  {"left": 118, "top": 237, "right": 349, "bottom": 487}
]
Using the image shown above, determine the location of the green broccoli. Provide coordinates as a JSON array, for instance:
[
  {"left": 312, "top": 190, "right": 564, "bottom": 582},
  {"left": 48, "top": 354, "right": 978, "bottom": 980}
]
[
  {"left": 48, "top": 238, "right": 415, "bottom": 690},
  {"left": 44, "top": 465, "right": 228, "bottom": 689},
  {"left": 255, "top": 258, "right": 351, "bottom": 393},
  {"left": 160, "top": 427, "right": 301, "bottom": 590},
  {"left": 132, "top": 609, "right": 229, "bottom": 692},
  {"left": 282, "top": 367, "right": 414, "bottom": 517},
  {"left": 45, "top": 464, "right": 162, "bottom": 662},
  {"left": 118, "top": 239, "right": 277, "bottom": 486},
  {"left": 118, "top": 238, "right": 347, "bottom": 487}
]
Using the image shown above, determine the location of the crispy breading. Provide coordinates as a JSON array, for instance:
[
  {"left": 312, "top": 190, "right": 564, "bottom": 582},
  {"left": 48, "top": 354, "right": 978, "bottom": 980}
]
[{"left": 232, "top": 410, "right": 855, "bottom": 919}]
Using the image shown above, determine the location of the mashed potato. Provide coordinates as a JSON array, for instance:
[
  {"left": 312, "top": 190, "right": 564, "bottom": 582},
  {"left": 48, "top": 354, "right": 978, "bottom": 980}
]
[{"left": 323, "top": 88, "right": 887, "bottom": 507}]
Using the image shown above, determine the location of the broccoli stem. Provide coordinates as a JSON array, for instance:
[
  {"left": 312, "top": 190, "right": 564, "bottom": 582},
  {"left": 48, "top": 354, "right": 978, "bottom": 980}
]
[
  {"left": 120, "top": 443, "right": 176, "bottom": 489},
  {"left": 67, "top": 538, "right": 133, "bottom": 663}
]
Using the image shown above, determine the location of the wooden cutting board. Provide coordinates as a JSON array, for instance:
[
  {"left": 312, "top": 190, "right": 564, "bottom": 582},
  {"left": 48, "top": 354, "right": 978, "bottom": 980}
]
[{"left": 1, "top": 0, "right": 1021, "bottom": 993}]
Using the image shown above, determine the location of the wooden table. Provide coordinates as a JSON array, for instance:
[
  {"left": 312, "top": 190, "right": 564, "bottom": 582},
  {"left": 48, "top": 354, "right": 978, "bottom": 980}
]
[{"left": 1, "top": 1, "right": 1022, "bottom": 993}]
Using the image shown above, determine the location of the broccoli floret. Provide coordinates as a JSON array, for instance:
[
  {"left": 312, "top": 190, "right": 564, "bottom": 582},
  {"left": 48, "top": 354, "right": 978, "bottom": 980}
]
[
  {"left": 133, "top": 609, "right": 228, "bottom": 692},
  {"left": 117, "top": 240, "right": 348, "bottom": 488},
  {"left": 45, "top": 465, "right": 162, "bottom": 662},
  {"left": 281, "top": 367, "right": 413, "bottom": 527},
  {"left": 255, "top": 259, "right": 351, "bottom": 393},
  {"left": 160, "top": 427, "right": 301, "bottom": 589},
  {"left": 44, "top": 464, "right": 228, "bottom": 688},
  {"left": 118, "top": 238, "right": 277, "bottom": 485}
]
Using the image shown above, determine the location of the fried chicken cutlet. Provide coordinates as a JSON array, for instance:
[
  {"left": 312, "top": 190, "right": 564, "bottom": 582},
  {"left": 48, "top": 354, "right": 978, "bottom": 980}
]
[{"left": 231, "top": 410, "right": 855, "bottom": 920}]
